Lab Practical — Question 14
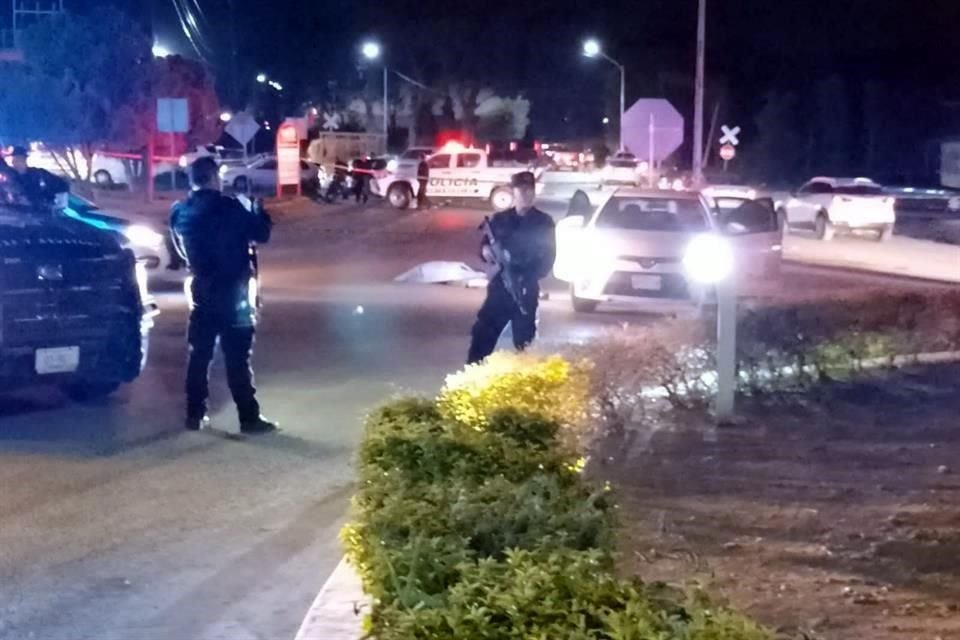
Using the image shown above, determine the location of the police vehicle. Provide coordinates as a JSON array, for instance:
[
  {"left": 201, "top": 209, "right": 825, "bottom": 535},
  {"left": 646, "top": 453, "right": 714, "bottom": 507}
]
[
  {"left": 0, "top": 179, "right": 157, "bottom": 400},
  {"left": 370, "top": 142, "right": 543, "bottom": 210}
]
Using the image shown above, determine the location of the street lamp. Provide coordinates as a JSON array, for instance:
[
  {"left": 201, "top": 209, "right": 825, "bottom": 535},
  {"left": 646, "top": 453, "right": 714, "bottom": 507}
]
[
  {"left": 361, "top": 40, "right": 388, "bottom": 153},
  {"left": 683, "top": 233, "right": 736, "bottom": 421},
  {"left": 582, "top": 38, "right": 625, "bottom": 151},
  {"left": 152, "top": 43, "right": 171, "bottom": 58},
  {"left": 219, "top": 111, "right": 233, "bottom": 123},
  {"left": 256, "top": 73, "right": 267, "bottom": 84}
]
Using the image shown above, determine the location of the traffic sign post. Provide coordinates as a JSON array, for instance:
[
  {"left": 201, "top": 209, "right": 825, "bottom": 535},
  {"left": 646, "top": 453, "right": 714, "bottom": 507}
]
[
  {"left": 719, "top": 144, "right": 736, "bottom": 171},
  {"left": 622, "top": 99, "right": 684, "bottom": 185},
  {"left": 276, "top": 121, "right": 301, "bottom": 198},
  {"left": 157, "top": 98, "right": 189, "bottom": 192},
  {"left": 718, "top": 125, "right": 740, "bottom": 172},
  {"left": 225, "top": 111, "right": 261, "bottom": 160}
]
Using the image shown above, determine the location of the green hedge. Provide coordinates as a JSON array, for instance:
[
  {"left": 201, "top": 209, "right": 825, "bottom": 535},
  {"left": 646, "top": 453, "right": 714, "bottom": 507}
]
[{"left": 342, "top": 355, "right": 770, "bottom": 639}]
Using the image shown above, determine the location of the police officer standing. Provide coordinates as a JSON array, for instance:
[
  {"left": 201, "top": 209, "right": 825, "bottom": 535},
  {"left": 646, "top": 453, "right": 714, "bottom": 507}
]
[
  {"left": 467, "top": 171, "right": 555, "bottom": 364},
  {"left": 8, "top": 146, "right": 69, "bottom": 206},
  {"left": 416, "top": 157, "right": 430, "bottom": 209},
  {"left": 170, "top": 157, "right": 277, "bottom": 434}
]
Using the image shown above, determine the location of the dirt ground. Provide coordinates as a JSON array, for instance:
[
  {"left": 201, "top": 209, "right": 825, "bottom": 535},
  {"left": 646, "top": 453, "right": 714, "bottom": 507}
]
[{"left": 602, "top": 364, "right": 960, "bottom": 640}]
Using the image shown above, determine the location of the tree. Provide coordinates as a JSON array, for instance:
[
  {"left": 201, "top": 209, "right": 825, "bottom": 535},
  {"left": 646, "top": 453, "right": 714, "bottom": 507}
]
[
  {"left": 749, "top": 91, "right": 804, "bottom": 183},
  {"left": 0, "top": 8, "right": 219, "bottom": 183}
]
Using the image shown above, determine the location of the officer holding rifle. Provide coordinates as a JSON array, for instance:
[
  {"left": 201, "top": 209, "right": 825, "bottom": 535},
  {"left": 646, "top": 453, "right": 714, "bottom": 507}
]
[{"left": 467, "top": 171, "right": 555, "bottom": 364}]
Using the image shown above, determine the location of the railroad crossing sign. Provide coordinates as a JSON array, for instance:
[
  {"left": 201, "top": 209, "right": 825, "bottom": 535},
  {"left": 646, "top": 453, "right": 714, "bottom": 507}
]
[
  {"left": 321, "top": 112, "right": 341, "bottom": 131},
  {"left": 719, "top": 144, "right": 736, "bottom": 161},
  {"left": 719, "top": 125, "right": 741, "bottom": 146}
]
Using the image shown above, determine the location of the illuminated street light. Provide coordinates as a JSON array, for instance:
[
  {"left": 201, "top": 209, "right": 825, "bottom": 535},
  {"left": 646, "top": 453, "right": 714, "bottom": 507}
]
[
  {"left": 582, "top": 38, "right": 601, "bottom": 58},
  {"left": 359, "top": 40, "right": 388, "bottom": 152},
  {"left": 219, "top": 111, "right": 233, "bottom": 123},
  {"left": 581, "top": 38, "right": 625, "bottom": 151},
  {"left": 602, "top": 116, "right": 610, "bottom": 125},
  {"left": 361, "top": 41, "right": 381, "bottom": 61},
  {"left": 152, "top": 43, "right": 171, "bottom": 58},
  {"left": 256, "top": 73, "right": 267, "bottom": 83}
]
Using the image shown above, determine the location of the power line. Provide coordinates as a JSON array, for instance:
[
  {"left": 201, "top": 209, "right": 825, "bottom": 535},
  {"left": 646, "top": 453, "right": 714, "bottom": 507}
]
[{"left": 170, "top": 0, "right": 213, "bottom": 62}]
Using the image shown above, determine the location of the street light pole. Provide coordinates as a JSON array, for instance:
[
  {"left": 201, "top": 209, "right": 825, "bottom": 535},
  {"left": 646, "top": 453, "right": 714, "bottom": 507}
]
[
  {"left": 582, "top": 40, "right": 626, "bottom": 152},
  {"left": 692, "top": 0, "right": 706, "bottom": 185},
  {"left": 383, "top": 65, "right": 389, "bottom": 154}
]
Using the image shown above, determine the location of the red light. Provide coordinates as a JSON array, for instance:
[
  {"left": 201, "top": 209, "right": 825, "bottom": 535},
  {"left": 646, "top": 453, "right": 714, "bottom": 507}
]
[
  {"left": 533, "top": 140, "right": 542, "bottom": 153},
  {"left": 509, "top": 141, "right": 518, "bottom": 152},
  {"left": 278, "top": 123, "right": 297, "bottom": 144}
]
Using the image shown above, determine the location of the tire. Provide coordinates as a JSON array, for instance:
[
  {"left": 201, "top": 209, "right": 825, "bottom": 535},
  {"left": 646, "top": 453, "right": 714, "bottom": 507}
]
[
  {"left": 570, "top": 285, "right": 598, "bottom": 313},
  {"left": 386, "top": 183, "right": 412, "bottom": 209},
  {"left": 93, "top": 170, "right": 114, "bottom": 187},
  {"left": 777, "top": 208, "right": 790, "bottom": 234},
  {"left": 815, "top": 211, "right": 835, "bottom": 241},
  {"left": 878, "top": 224, "right": 894, "bottom": 242},
  {"left": 490, "top": 186, "right": 514, "bottom": 211},
  {"left": 61, "top": 380, "right": 122, "bottom": 402},
  {"left": 233, "top": 176, "right": 249, "bottom": 193}
]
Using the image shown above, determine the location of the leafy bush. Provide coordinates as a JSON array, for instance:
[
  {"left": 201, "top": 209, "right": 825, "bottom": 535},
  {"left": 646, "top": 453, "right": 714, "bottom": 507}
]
[
  {"left": 372, "top": 549, "right": 771, "bottom": 640},
  {"left": 343, "top": 354, "right": 768, "bottom": 639},
  {"left": 437, "top": 352, "right": 592, "bottom": 450}
]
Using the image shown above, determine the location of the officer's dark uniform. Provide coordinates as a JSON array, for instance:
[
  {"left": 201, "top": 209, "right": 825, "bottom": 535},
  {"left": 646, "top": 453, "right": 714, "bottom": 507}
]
[
  {"left": 467, "top": 172, "right": 555, "bottom": 364},
  {"left": 416, "top": 159, "right": 429, "bottom": 209},
  {"left": 170, "top": 184, "right": 273, "bottom": 431},
  {"left": 7, "top": 148, "right": 68, "bottom": 206}
]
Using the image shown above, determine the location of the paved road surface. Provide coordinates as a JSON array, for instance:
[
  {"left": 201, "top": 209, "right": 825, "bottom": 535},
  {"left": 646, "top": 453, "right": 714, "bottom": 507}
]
[{"left": 0, "top": 198, "right": 953, "bottom": 640}]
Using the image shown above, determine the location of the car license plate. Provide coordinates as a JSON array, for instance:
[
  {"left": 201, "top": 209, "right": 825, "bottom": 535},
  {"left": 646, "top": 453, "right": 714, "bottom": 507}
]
[
  {"left": 631, "top": 275, "right": 661, "bottom": 291},
  {"left": 35, "top": 347, "right": 80, "bottom": 375}
]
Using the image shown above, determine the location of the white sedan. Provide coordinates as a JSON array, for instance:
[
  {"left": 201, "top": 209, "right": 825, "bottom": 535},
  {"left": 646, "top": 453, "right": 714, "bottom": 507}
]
[
  {"left": 220, "top": 156, "right": 318, "bottom": 193},
  {"left": 778, "top": 177, "right": 896, "bottom": 241}
]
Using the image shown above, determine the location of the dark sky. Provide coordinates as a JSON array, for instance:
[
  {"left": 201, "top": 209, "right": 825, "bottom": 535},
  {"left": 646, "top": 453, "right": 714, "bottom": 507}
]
[{"left": 113, "top": 0, "right": 960, "bottom": 142}]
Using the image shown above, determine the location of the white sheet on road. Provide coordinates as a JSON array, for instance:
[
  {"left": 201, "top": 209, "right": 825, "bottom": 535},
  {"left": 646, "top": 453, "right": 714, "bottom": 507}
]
[
  {"left": 784, "top": 234, "right": 960, "bottom": 283},
  {"left": 395, "top": 261, "right": 489, "bottom": 287}
]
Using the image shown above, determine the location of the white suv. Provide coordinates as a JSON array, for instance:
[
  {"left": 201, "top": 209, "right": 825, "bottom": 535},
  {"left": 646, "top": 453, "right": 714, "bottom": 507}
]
[{"left": 779, "top": 177, "right": 896, "bottom": 241}]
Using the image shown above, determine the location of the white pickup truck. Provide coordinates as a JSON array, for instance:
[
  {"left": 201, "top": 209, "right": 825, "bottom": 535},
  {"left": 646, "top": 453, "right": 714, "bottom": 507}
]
[{"left": 370, "top": 144, "right": 542, "bottom": 210}]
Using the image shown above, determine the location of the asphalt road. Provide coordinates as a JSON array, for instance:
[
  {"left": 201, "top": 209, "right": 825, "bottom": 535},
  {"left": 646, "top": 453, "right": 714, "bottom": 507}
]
[{"left": 0, "top": 197, "right": 953, "bottom": 640}]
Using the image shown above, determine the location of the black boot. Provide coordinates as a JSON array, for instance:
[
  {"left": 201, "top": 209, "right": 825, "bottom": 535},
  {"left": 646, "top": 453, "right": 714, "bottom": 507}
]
[
  {"left": 240, "top": 415, "right": 279, "bottom": 434},
  {"left": 185, "top": 415, "right": 210, "bottom": 431}
]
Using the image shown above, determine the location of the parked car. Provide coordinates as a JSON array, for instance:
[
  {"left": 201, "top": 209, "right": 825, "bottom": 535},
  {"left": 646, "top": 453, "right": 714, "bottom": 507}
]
[
  {"left": 554, "top": 188, "right": 782, "bottom": 313},
  {"left": 60, "top": 194, "right": 182, "bottom": 282},
  {"left": 1, "top": 192, "right": 157, "bottom": 399},
  {"left": 541, "top": 143, "right": 582, "bottom": 171},
  {"left": 220, "top": 156, "right": 319, "bottom": 193},
  {"left": 386, "top": 147, "right": 436, "bottom": 174},
  {"left": 601, "top": 152, "right": 642, "bottom": 187},
  {"left": 778, "top": 177, "right": 896, "bottom": 241}
]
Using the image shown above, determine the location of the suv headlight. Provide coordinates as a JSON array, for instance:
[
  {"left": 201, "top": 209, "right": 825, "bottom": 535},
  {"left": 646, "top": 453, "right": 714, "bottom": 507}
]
[{"left": 123, "top": 224, "right": 165, "bottom": 249}]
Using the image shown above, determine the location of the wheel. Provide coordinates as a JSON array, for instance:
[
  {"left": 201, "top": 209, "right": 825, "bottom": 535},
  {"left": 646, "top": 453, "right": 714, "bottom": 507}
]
[
  {"left": 490, "top": 186, "right": 514, "bottom": 211},
  {"left": 93, "top": 170, "right": 114, "bottom": 187},
  {"left": 61, "top": 380, "right": 122, "bottom": 402},
  {"left": 878, "top": 224, "right": 894, "bottom": 242},
  {"left": 233, "top": 176, "right": 249, "bottom": 192},
  {"left": 815, "top": 211, "right": 835, "bottom": 241},
  {"left": 777, "top": 208, "right": 790, "bottom": 234},
  {"left": 386, "top": 183, "right": 412, "bottom": 209},
  {"left": 570, "top": 285, "right": 598, "bottom": 313}
]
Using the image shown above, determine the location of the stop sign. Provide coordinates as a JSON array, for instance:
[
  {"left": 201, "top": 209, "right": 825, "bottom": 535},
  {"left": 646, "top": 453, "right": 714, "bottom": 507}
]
[
  {"left": 720, "top": 144, "right": 736, "bottom": 161},
  {"left": 621, "top": 99, "right": 684, "bottom": 162}
]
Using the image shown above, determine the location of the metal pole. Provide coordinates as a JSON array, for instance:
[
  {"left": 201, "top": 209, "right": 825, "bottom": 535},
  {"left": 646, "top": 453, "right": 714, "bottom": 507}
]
[
  {"left": 169, "top": 131, "right": 176, "bottom": 192},
  {"left": 715, "top": 277, "right": 736, "bottom": 422},
  {"left": 383, "top": 65, "right": 389, "bottom": 154},
  {"left": 648, "top": 113, "right": 655, "bottom": 186},
  {"left": 692, "top": 0, "right": 706, "bottom": 185},
  {"left": 618, "top": 63, "right": 625, "bottom": 152}
]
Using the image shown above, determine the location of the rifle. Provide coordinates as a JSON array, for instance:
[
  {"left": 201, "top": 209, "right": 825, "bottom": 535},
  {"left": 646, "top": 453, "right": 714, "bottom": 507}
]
[{"left": 480, "top": 216, "right": 527, "bottom": 316}]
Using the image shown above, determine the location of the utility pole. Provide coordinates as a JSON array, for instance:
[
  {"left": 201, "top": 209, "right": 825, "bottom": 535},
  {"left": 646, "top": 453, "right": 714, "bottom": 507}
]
[
  {"left": 227, "top": 0, "right": 240, "bottom": 109},
  {"left": 692, "top": 0, "right": 706, "bottom": 185}
]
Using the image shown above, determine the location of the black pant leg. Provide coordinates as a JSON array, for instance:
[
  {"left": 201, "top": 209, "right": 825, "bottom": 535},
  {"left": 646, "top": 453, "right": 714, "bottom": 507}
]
[
  {"left": 511, "top": 281, "right": 540, "bottom": 351},
  {"left": 417, "top": 179, "right": 428, "bottom": 208},
  {"left": 185, "top": 310, "right": 218, "bottom": 419},
  {"left": 467, "top": 278, "right": 513, "bottom": 364},
  {"left": 221, "top": 325, "right": 261, "bottom": 422}
]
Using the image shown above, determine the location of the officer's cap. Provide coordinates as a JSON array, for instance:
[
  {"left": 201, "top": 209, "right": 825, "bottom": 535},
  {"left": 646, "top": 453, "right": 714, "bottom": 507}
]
[{"left": 510, "top": 171, "right": 536, "bottom": 189}]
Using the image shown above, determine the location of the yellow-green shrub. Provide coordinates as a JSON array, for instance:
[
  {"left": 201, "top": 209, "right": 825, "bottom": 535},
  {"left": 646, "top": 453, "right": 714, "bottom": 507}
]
[{"left": 437, "top": 352, "right": 592, "bottom": 450}]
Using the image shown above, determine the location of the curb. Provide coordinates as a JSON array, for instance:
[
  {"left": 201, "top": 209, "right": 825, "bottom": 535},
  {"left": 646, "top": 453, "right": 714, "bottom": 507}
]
[{"left": 293, "top": 557, "right": 367, "bottom": 640}]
